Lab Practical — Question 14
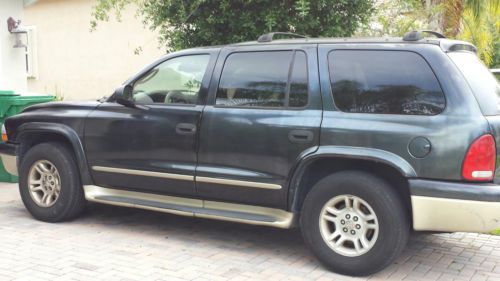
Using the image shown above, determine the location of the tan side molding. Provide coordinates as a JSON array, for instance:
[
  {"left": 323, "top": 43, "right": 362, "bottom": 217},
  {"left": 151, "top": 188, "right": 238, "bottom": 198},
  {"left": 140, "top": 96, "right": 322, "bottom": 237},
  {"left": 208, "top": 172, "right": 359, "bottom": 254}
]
[
  {"left": 92, "top": 166, "right": 194, "bottom": 181},
  {"left": 196, "top": 176, "right": 282, "bottom": 190},
  {"left": 92, "top": 166, "right": 282, "bottom": 190}
]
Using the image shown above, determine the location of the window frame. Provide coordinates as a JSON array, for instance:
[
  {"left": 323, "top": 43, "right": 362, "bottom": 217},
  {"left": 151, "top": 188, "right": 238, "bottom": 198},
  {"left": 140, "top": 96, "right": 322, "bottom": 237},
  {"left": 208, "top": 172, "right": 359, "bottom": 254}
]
[
  {"left": 214, "top": 49, "right": 310, "bottom": 110},
  {"left": 128, "top": 53, "right": 213, "bottom": 107},
  {"left": 327, "top": 49, "right": 447, "bottom": 116}
]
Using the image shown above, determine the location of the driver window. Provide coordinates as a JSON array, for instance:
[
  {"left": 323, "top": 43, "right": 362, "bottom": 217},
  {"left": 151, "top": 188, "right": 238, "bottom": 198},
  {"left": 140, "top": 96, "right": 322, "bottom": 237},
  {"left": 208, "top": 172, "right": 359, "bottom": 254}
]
[{"left": 132, "top": 54, "right": 210, "bottom": 105}]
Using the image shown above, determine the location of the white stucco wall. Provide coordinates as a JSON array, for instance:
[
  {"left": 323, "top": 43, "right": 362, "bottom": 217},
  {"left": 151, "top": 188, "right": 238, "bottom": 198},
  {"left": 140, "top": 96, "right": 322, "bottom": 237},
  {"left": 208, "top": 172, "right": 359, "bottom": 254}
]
[
  {"left": 0, "top": 0, "right": 28, "bottom": 93},
  {"left": 23, "top": 0, "right": 165, "bottom": 101}
]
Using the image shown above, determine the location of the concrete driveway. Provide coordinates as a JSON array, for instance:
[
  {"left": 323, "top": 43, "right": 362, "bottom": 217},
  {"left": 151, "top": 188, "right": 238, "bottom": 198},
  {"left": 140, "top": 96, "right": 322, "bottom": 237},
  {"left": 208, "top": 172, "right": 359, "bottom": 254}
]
[{"left": 0, "top": 182, "right": 499, "bottom": 281}]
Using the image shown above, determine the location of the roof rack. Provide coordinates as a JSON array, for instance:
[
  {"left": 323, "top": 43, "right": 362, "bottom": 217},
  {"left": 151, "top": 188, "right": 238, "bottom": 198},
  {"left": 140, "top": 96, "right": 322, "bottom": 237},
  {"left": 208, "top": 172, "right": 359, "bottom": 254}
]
[
  {"left": 257, "top": 32, "right": 307, "bottom": 43},
  {"left": 403, "top": 30, "right": 446, "bottom": 41}
]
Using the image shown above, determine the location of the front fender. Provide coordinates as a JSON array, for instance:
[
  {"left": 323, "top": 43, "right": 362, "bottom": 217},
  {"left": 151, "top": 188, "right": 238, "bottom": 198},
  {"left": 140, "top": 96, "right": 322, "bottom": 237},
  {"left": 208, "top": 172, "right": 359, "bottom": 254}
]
[
  {"left": 287, "top": 145, "right": 416, "bottom": 211},
  {"left": 15, "top": 122, "right": 92, "bottom": 185}
]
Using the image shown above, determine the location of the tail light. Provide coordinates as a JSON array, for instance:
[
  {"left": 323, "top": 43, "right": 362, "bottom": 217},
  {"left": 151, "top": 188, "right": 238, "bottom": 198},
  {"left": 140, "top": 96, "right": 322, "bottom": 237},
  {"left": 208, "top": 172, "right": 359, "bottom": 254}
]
[{"left": 462, "top": 134, "right": 496, "bottom": 181}]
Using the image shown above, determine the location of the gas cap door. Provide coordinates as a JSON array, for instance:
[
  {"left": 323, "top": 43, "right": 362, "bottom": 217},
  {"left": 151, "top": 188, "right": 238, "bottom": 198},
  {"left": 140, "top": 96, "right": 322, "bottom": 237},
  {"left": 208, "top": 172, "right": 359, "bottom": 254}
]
[{"left": 408, "top": 137, "right": 431, "bottom": 158}]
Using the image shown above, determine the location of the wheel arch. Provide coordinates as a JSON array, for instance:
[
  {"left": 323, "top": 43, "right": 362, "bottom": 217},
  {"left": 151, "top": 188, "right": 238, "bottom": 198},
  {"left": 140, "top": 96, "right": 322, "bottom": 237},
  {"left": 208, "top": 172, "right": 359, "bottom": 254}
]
[
  {"left": 288, "top": 146, "right": 416, "bottom": 217},
  {"left": 15, "top": 122, "right": 92, "bottom": 185}
]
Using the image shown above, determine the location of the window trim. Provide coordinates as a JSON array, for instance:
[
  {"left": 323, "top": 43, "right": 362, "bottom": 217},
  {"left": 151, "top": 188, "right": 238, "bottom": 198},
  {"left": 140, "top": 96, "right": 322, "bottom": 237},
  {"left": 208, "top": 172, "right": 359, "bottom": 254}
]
[
  {"left": 129, "top": 53, "right": 212, "bottom": 107},
  {"left": 214, "top": 50, "right": 310, "bottom": 110},
  {"left": 327, "top": 49, "right": 447, "bottom": 116}
]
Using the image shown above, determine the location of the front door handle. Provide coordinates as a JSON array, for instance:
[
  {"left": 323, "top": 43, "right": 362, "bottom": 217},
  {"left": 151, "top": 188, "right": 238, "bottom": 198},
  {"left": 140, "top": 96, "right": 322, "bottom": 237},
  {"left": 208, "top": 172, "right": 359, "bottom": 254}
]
[
  {"left": 289, "top": 130, "right": 313, "bottom": 143},
  {"left": 176, "top": 123, "right": 197, "bottom": 135}
]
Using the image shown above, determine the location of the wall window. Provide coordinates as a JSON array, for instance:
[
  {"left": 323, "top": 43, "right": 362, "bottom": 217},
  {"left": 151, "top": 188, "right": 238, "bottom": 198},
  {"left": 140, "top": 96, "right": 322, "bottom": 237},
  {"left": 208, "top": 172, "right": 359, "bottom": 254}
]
[
  {"left": 329, "top": 50, "right": 445, "bottom": 115},
  {"left": 25, "top": 26, "right": 38, "bottom": 79},
  {"left": 132, "top": 55, "right": 210, "bottom": 105},
  {"left": 216, "top": 51, "right": 308, "bottom": 108}
]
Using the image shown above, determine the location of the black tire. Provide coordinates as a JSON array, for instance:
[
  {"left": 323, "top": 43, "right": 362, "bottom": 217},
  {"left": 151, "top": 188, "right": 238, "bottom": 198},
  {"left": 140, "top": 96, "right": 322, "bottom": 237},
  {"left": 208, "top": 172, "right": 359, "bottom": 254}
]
[
  {"left": 300, "top": 171, "right": 410, "bottom": 276},
  {"left": 19, "top": 142, "right": 86, "bottom": 222}
]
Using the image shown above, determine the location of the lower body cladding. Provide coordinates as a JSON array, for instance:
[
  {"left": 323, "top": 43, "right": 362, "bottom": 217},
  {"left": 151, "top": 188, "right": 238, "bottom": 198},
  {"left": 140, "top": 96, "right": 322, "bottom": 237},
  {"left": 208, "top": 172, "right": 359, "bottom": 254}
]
[
  {"left": 0, "top": 143, "right": 17, "bottom": 176},
  {"left": 1, "top": 143, "right": 500, "bottom": 233},
  {"left": 410, "top": 179, "right": 500, "bottom": 234}
]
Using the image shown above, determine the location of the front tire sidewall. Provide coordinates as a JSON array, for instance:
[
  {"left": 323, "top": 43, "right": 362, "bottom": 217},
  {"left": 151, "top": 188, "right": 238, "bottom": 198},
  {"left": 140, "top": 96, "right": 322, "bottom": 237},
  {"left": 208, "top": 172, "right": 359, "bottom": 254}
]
[
  {"left": 19, "top": 143, "right": 83, "bottom": 222},
  {"left": 300, "top": 171, "right": 409, "bottom": 276}
]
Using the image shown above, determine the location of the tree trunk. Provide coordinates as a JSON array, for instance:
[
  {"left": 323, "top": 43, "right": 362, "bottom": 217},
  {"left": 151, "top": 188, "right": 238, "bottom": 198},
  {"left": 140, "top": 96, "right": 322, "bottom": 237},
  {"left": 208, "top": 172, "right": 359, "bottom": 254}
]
[{"left": 442, "top": 0, "right": 463, "bottom": 37}]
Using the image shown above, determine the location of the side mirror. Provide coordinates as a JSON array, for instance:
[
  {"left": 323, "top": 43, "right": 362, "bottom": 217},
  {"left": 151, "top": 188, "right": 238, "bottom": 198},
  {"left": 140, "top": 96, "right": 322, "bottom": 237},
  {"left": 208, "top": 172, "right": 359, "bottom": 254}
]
[{"left": 113, "top": 85, "right": 148, "bottom": 110}]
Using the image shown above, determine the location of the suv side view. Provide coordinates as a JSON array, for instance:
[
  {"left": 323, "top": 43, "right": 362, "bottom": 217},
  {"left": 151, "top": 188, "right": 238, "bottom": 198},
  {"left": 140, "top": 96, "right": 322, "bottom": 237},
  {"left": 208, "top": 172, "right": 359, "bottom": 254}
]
[{"left": 1, "top": 31, "right": 500, "bottom": 276}]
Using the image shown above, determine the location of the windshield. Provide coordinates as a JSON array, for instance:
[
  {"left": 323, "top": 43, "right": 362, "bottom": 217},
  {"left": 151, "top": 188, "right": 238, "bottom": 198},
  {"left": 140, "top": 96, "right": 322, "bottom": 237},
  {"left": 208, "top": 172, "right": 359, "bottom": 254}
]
[{"left": 449, "top": 52, "right": 500, "bottom": 115}]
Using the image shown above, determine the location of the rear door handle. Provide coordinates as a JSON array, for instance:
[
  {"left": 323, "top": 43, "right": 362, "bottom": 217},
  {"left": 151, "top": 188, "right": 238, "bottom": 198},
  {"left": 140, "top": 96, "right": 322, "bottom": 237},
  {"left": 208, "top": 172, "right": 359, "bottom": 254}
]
[
  {"left": 288, "top": 130, "right": 313, "bottom": 143},
  {"left": 176, "top": 123, "right": 197, "bottom": 135}
]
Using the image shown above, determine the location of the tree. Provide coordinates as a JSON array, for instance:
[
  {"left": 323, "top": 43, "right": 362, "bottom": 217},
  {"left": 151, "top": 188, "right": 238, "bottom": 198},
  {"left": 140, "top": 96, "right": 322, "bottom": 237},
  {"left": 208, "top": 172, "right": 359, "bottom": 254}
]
[
  {"left": 356, "top": 0, "right": 441, "bottom": 37},
  {"left": 91, "top": 0, "right": 375, "bottom": 52},
  {"left": 458, "top": 1, "right": 499, "bottom": 66},
  {"left": 358, "top": 0, "right": 499, "bottom": 67}
]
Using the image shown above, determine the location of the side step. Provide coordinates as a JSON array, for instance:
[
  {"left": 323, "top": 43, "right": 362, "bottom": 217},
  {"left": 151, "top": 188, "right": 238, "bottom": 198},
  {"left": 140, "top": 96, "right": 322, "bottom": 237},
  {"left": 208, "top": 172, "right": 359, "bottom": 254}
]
[{"left": 83, "top": 185, "right": 295, "bottom": 228}]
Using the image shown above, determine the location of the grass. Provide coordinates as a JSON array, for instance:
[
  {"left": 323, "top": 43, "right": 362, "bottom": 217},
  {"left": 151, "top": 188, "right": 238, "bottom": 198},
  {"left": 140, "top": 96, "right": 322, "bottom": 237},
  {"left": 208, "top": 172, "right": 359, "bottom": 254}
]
[{"left": 491, "top": 229, "right": 500, "bottom": 236}]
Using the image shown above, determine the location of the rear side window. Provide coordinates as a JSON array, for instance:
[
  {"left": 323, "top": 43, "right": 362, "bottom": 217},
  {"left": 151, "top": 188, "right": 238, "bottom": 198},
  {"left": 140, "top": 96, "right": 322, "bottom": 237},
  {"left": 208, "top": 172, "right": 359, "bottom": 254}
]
[
  {"left": 449, "top": 52, "right": 500, "bottom": 116},
  {"left": 216, "top": 51, "right": 308, "bottom": 108},
  {"left": 328, "top": 50, "right": 445, "bottom": 115}
]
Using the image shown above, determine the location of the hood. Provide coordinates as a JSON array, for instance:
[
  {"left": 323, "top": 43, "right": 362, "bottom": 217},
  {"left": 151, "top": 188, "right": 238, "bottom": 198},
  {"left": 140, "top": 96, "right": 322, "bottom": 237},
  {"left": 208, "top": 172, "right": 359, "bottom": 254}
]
[{"left": 21, "top": 101, "right": 102, "bottom": 113}]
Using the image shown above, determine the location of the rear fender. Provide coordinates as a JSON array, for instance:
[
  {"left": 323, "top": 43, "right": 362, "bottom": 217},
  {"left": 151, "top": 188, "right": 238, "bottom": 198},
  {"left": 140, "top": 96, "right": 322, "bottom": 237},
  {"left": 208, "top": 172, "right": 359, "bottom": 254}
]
[{"left": 288, "top": 146, "right": 416, "bottom": 211}]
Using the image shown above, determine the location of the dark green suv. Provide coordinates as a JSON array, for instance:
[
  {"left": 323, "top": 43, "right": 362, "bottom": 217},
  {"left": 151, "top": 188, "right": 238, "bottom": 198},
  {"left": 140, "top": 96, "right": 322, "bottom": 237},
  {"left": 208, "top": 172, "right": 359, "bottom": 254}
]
[{"left": 1, "top": 31, "right": 499, "bottom": 276}]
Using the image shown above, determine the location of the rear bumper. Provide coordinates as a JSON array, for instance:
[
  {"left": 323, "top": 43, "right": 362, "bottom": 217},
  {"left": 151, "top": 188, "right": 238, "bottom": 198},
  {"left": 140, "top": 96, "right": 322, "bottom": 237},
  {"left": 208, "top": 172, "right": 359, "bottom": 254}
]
[
  {"left": 0, "top": 142, "right": 18, "bottom": 176},
  {"left": 410, "top": 179, "right": 500, "bottom": 234}
]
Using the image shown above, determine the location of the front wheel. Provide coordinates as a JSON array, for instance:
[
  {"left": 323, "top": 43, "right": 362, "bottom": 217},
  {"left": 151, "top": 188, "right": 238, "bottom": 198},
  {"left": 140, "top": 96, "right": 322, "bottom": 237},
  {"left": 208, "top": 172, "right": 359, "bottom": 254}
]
[
  {"left": 19, "top": 142, "right": 86, "bottom": 222},
  {"left": 300, "top": 171, "right": 410, "bottom": 276}
]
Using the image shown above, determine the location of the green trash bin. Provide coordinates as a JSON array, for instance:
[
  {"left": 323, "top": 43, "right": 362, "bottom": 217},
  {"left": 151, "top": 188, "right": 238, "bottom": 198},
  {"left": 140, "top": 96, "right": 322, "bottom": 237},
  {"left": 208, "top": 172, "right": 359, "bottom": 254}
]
[{"left": 0, "top": 90, "right": 55, "bottom": 183}]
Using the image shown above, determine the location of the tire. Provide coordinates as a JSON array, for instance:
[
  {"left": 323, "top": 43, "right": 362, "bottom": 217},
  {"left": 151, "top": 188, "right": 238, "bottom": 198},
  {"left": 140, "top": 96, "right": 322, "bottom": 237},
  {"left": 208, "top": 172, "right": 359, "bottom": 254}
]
[
  {"left": 300, "top": 171, "right": 410, "bottom": 276},
  {"left": 19, "top": 142, "right": 86, "bottom": 222}
]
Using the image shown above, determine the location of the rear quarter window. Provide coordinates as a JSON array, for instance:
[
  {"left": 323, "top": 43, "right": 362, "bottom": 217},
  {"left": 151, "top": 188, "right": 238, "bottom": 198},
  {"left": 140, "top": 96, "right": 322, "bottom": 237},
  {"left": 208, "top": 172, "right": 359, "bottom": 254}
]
[
  {"left": 328, "top": 50, "right": 445, "bottom": 115},
  {"left": 449, "top": 52, "right": 500, "bottom": 116}
]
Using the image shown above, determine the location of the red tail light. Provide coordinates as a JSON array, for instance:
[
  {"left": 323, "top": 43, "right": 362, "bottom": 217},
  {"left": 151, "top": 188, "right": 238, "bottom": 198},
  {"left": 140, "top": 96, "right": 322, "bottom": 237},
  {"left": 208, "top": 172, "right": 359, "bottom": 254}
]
[{"left": 462, "top": 134, "right": 496, "bottom": 181}]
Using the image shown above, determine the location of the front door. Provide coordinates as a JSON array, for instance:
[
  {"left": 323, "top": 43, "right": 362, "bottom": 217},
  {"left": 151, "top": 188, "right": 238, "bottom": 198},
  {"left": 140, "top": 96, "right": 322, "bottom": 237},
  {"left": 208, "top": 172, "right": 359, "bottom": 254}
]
[
  {"left": 85, "top": 52, "right": 216, "bottom": 196},
  {"left": 196, "top": 45, "right": 322, "bottom": 209}
]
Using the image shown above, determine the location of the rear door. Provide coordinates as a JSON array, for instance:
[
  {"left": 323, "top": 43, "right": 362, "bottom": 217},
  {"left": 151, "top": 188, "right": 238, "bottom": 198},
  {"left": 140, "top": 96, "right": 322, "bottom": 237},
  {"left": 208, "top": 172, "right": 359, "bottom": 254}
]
[{"left": 195, "top": 44, "right": 322, "bottom": 209}]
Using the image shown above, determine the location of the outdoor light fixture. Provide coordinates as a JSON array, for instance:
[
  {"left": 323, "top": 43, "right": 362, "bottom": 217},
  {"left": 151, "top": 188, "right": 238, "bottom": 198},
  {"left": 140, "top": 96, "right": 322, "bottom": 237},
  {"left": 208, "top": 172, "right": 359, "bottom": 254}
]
[{"left": 7, "top": 17, "right": 27, "bottom": 48}]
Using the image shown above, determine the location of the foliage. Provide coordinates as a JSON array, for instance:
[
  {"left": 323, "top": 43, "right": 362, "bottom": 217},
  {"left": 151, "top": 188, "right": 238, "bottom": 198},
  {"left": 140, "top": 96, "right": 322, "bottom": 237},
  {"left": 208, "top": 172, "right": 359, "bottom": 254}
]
[
  {"left": 358, "top": 0, "right": 499, "bottom": 67},
  {"left": 357, "top": 0, "right": 442, "bottom": 37},
  {"left": 457, "top": 1, "right": 500, "bottom": 67},
  {"left": 91, "top": 0, "right": 375, "bottom": 52}
]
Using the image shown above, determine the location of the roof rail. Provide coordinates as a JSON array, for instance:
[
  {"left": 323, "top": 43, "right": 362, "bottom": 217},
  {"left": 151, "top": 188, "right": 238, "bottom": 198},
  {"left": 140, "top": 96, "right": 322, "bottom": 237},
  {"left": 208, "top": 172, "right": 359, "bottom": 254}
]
[
  {"left": 403, "top": 30, "right": 446, "bottom": 41},
  {"left": 257, "top": 32, "right": 307, "bottom": 43}
]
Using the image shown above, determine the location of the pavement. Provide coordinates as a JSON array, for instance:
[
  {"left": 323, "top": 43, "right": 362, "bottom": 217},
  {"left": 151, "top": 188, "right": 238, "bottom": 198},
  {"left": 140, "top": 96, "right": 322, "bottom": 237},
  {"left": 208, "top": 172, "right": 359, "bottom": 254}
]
[{"left": 0, "top": 182, "right": 499, "bottom": 281}]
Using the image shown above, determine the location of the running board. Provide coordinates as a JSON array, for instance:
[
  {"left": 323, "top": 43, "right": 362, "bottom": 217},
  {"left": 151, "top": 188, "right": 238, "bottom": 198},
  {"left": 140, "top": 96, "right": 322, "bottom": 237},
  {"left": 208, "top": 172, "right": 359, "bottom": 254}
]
[{"left": 83, "top": 185, "right": 295, "bottom": 228}]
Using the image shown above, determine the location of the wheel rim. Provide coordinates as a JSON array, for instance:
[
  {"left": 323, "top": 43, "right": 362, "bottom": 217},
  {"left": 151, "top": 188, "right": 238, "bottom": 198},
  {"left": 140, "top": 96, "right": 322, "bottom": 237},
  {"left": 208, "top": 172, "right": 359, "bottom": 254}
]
[
  {"left": 28, "top": 160, "right": 61, "bottom": 208},
  {"left": 319, "top": 194, "right": 379, "bottom": 257}
]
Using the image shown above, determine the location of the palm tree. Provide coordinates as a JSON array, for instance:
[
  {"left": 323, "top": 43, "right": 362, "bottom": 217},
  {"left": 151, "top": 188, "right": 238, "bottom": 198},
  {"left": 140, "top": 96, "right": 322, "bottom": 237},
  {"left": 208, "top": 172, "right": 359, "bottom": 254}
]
[
  {"left": 458, "top": 1, "right": 499, "bottom": 66},
  {"left": 442, "top": 0, "right": 498, "bottom": 37}
]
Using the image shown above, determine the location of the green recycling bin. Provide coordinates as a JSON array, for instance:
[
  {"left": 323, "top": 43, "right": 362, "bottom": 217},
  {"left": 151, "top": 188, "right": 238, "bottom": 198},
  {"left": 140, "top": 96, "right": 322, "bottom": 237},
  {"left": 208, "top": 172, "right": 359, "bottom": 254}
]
[{"left": 0, "top": 90, "right": 55, "bottom": 183}]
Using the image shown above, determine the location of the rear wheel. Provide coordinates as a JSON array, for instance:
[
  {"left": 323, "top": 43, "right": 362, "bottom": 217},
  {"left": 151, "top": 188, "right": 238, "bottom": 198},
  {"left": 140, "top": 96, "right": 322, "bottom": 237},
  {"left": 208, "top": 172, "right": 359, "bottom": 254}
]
[
  {"left": 300, "top": 171, "right": 409, "bottom": 276},
  {"left": 19, "top": 142, "right": 86, "bottom": 222}
]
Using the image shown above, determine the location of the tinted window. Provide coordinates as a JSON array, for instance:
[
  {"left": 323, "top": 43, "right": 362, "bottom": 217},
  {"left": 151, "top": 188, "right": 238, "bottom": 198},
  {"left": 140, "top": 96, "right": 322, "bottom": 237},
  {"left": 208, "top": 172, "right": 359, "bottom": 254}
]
[
  {"left": 289, "top": 52, "right": 308, "bottom": 107},
  {"left": 132, "top": 55, "right": 210, "bottom": 105},
  {"left": 329, "top": 51, "right": 445, "bottom": 115},
  {"left": 216, "top": 51, "right": 308, "bottom": 108},
  {"left": 449, "top": 52, "right": 500, "bottom": 116}
]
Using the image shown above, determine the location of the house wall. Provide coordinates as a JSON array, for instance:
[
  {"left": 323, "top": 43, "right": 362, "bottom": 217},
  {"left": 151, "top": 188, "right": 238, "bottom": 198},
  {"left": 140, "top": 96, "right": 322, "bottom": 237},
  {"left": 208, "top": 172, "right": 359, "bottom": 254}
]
[
  {"left": 0, "top": 0, "right": 28, "bottom": 93},
  {"left": 23, "top": 0, "right": 165, "bottom": 101}
]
